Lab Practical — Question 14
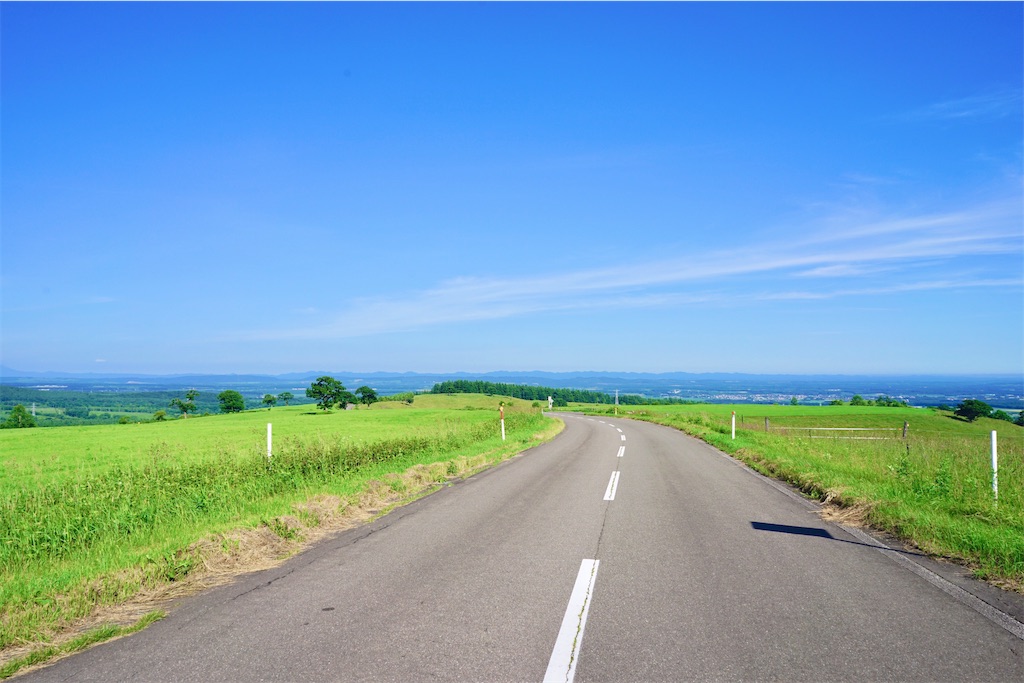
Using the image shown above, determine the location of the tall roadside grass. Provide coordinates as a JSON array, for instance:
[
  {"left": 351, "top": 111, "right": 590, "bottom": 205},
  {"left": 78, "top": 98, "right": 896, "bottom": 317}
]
[
  {"left": 0, "top": 403, "right": 553, "bottom": 672},
  {"left": 577, "top": 404, "right": 1023, "bottom": 589}
]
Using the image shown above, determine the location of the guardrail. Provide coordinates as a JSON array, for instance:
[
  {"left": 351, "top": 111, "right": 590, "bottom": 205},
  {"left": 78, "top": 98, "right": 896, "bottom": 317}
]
[{"left": 755, "top": 418, "right": 910, "bottom": 440}]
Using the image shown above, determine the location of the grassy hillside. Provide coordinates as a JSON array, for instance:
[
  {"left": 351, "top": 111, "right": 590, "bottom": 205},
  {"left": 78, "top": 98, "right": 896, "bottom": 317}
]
[
  {"left": 0, "top": 396, "right": 533, "bottom": 494},
  {"left": 0, "top": 395, "right": 554, "bottom": 676},
  {"left": 573, "top": 403, "right": 1023, "bottom": 589}
]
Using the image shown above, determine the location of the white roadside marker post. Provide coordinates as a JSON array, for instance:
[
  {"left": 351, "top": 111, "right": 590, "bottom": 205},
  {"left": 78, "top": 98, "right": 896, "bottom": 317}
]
[
  {"left": 991, "top": 430, "right": 998, "bottom": 505},
  {"left": 267, "top": 423, "right": 273, "bottom": 461},
  {"left": 500, "top": 405, "right": 506, "bottom": 441},
  {"left": 732, "top": 411, "right": 736, "bottom": 440}
]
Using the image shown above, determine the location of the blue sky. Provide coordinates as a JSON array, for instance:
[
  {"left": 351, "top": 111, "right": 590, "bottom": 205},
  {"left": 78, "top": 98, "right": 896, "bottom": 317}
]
[{"left": 2, "top": 2, "right": 1021, "bottom": 376}]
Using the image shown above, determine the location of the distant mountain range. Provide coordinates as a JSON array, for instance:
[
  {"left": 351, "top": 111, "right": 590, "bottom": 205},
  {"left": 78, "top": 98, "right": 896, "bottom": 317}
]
[{"left": 2, "top": 367, "right": 1021, "bottom": 407}]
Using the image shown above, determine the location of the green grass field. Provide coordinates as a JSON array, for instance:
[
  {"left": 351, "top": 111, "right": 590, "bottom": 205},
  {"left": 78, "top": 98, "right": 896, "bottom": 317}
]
[
  {"left": 4, "top": 395, "right": 1020, "bottom": 676},
  {"left": 0, "top": 394, "right": 529, "bottom": 494},
  {"left": 571, "top": 403, "right": 1023, "bottom": 588},
  {"left": 0, "top": 395, "right": 555, "bottom": 675}
]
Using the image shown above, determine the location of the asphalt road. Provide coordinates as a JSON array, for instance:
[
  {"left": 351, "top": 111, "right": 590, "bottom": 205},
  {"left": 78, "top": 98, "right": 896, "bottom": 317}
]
[{"left": 21, "top": 413, "right": 1024, "bottom": 682}]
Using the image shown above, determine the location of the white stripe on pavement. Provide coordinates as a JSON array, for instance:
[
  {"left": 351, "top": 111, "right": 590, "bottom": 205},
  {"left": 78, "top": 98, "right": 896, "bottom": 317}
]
[
  {"left": 543, "top": 559, "right": 600, "bottom": 683},
  {"left": 604, "top": 471, "right": 620, "bottom": 501}
]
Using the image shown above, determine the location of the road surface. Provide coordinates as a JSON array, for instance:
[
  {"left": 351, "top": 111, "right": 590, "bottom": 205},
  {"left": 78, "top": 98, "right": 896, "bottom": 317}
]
[{"left": 21, "top": 413, "right": 1024, "bottom": 681}]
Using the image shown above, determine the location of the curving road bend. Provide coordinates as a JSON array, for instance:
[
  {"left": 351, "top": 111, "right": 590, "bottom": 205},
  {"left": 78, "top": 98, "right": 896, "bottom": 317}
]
[{"left": 20, "top": 414, "right": 1024, "bottom": 682}]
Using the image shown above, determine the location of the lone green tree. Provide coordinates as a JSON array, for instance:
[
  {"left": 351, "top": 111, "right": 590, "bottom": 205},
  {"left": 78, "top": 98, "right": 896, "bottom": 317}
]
[
  {"left": 217, "top": 390, "right": 246, "bottom": 413},
  {"left": 355, "top": 386, "right": 379, "bottom": 408},
  {"left": 3, "top": 404, "right": 36, "bottom": 429},
  {"left": 169, "top": 389, "right": 199, "bottom": 418},
  {"left": 306, "top": 376, "right": 347, "bottom": 411},
  {"left": 955, "top": 399, "right": 992, "bottom": 422},
  {"left": 278, "top": 391, "right": 294, "bottom": 406},
  {"left": 262, "top": 394, "right": 277, "bottom": 410}
]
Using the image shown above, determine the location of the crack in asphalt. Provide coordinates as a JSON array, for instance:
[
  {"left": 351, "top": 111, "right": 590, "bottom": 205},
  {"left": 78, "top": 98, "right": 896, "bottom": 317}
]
[{"left": 558, "top": 415, "right": 621, "bottom": 682}]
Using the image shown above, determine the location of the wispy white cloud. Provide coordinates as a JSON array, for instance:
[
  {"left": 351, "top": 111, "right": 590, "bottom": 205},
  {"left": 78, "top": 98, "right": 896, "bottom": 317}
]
[
  {"left": 894, "top": 89, "right": 1022, "bottom": 121},
  {"left": 756, "top": 277, "right": 1023, "bottom": 302},
  {"left": 794, "top": 264, "right": 883, "bottom": 278},
  {"left": 240, "top": 198, "right": 1021, "bottom": 341}
]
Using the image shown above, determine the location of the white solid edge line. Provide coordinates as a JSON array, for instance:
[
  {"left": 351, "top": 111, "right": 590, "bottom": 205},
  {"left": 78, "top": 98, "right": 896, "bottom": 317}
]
[
  {"left": 617, "top": 446, "right": 625, "bottom": 458},
  {"left": 703, "top": 440, "right": 1024, "bottom": 642},
  {"left": 543, "top": 559, "right": 600, "bottom": 683},
  {"left": 603, "top": 471, "right": 620, "bottom": 501},
  {"left": 842, "top": 524, "right": 1024, "bottom": 641}
]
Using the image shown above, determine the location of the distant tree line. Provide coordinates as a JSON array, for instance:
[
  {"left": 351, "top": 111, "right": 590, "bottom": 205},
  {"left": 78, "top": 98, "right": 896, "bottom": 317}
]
[
  {"left": 429, "top": 380, "right": 695, "bottom": 406},
  {"left": 947, "top": 398, "right": 1023, "bottom": 426},
  {"left": 832, "top": 394, "right": 911, "bottom": 407},
  {"left": 0, "top": 386, "right": 314, "bottom": 426}
]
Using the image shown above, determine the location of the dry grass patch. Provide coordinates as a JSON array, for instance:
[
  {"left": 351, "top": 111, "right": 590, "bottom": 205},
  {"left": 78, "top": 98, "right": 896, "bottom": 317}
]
[
  {"left": 0, "top": 453, "right": 504, "bottom": 678},
  {"left": 819, "top": 499, "right": 874, "bottom": 528},
  {"left": 2, "top": 408, "right": 564, "bottom": 678}
]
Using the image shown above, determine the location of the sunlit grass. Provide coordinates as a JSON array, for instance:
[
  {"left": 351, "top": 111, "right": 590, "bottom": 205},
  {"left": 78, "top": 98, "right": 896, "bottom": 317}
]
[
  {"left": 0, "top": 397, "right": 535, "bottom": 494},
  {"left": 0, "top": 396, "right": 549, "bottom": 658}
]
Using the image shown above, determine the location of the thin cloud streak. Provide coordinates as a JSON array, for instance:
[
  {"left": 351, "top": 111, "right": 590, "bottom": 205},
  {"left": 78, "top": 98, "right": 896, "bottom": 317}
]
[
  {"left": 242, "top": 200, "right": 1021, "bottom": 341},
  {"left": 893, "top": 89, "right": 1022, "bottom": 121},
  {"left": 757, "top": 277, "right": 1023, "bottom": 302}
]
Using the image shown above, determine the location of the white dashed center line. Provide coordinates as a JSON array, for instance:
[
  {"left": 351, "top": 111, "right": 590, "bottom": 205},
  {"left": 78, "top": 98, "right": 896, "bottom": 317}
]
[
  {"left": 604, "top": 471, "right": 620, "bottom": 501},
  {"left": 543, "top": 559, "right": 600, "bottom": 683}
]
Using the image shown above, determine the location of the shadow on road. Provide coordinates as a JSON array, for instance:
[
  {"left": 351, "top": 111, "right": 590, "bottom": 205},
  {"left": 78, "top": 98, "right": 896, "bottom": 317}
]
[{"left": 751, "top": 521, "right": 928, "bottom": 558}]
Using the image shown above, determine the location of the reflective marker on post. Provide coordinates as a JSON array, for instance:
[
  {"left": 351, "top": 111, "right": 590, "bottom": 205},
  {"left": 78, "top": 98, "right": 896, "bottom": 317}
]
[{"left": 992, "top": 430, "right": 998, "bottom": 505}]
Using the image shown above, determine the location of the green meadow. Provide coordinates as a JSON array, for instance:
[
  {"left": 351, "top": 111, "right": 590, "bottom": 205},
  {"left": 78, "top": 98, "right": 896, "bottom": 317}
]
[
  {"left": 575, "top": 403, "right": 1024, "bottom": 588},
  {"left": 0, "top": 394, "right": 557, "bottom": 675},
  {"left": 0, "top": 394, "right": 524, "bottom": 493}
]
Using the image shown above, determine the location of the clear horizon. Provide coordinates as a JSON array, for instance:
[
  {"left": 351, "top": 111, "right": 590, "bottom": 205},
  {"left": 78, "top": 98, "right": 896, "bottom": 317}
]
[
  {"left": 2, "top": 365, "right": 1020, "bottom": 382},
  {"left": 3, "top": 3, "right": 1022, "bottom": 376}
]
